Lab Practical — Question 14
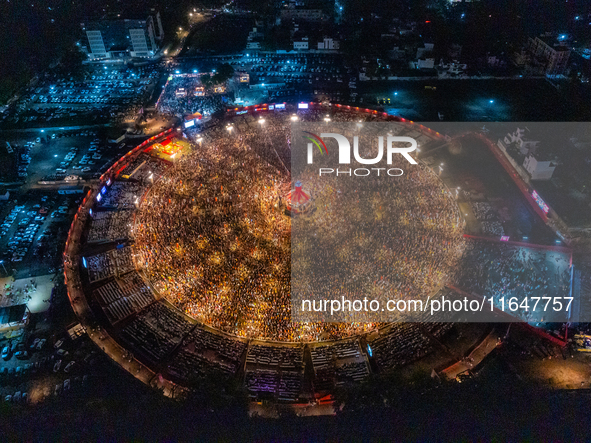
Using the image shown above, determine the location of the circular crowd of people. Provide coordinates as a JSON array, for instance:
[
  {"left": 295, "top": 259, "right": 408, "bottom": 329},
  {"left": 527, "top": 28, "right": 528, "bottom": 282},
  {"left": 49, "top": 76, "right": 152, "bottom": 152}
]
[{"left": 133, "top": 112, "right": 466, "bottom": 341}]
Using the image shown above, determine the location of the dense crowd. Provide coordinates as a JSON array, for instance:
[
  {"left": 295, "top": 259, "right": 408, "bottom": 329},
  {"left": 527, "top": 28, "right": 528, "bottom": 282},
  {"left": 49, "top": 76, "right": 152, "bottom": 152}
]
[
  {"left": 454, "top": 241, "right": 571, "bottom": 321},
  {"left": 133, "top": 112, "right": 465, "bottom": 340},
  {"left": 292, "top": 121, "right": 465, "bottom": 323},
  {"left": 157, "top": 76, "right": 225, "bottom": 118}
]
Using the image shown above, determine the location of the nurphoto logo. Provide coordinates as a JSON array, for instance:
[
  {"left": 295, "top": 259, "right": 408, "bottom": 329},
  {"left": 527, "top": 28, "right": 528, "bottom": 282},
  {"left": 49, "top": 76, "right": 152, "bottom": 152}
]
[{"left": 303, "top": 131, "right": 418, "bottom": 177}]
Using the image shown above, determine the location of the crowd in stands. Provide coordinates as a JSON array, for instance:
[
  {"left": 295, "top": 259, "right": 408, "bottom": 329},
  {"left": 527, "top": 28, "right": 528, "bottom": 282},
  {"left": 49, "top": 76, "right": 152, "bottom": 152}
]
[
  {"left": 86, "top": 252, "right": 115, "bottom": 283},
  {"left": 371, "top": 324, "right": 433, "bottom": 371},
  {"left": 93, "top": 272, "right": 155, "bottom": 324},
  {"left": 246, "top": 344, "right": 304, "bottom": 371},
  {"left": 119, "top": 302, "right": 193, "bottom": 365},
  {"left": 166, "top": 327, "right": 247, "bottom": 382},
  {"left": 86, "top": 247, "right": 135, "bottom": 283},
  {"left": 87, "top": 211, "right": 134, "bottom": 243},
  {"left": 97, "top": 182, "right": 148, "bottom": 209},
  {"left": 245, "top": 369, "right": 302, "bottom": 402},
  {"left": 311, "top": 340, "right": 369, "bottom": 392}
]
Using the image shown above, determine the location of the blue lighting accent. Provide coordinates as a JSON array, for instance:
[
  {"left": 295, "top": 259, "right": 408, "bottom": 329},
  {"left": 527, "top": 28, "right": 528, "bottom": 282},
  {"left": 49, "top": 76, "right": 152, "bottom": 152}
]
[
  {"left": 82, "top": 257, "right": 87, "bottom": 268},
  {"left": 367, "top": 344, "right": 373, "bottom": 357}
]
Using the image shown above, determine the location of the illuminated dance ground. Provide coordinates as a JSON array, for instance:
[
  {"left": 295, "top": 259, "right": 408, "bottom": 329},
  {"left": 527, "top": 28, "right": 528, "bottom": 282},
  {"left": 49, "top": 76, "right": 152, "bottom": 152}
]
[
  {"left": 64, "top": 104, "right": 573, "bottom": 402},
  {"left": 133, "top": 115, "right": 464, "bottom": 341}
]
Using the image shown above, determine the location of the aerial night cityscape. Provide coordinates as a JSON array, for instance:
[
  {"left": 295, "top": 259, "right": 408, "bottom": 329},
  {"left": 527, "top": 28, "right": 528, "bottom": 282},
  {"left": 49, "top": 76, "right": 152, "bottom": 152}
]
[{"left": 1, "top": 0, "right": 591, "bottom": 440}]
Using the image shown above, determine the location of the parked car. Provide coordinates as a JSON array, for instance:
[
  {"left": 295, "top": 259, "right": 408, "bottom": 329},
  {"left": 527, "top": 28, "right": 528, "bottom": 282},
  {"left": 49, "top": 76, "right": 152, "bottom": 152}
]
[
  {"left": 15, "top": 350, "right": 29, "bottom": 360},
  {"left": 56, "top": 349, "right": 69, "bottom": 358},
  {"left": 30, "top": 338, "right": 40, "bottom": 350}
]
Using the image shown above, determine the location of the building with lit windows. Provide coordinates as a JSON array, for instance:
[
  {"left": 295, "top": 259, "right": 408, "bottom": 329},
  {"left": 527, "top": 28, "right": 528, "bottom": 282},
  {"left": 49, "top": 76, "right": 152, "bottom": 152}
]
[
  {"left": 81, "top": 12, "right": 164, "bottom": 60},
  {"left": 527, "top": 36, "right": 570, "bottom": 76}
]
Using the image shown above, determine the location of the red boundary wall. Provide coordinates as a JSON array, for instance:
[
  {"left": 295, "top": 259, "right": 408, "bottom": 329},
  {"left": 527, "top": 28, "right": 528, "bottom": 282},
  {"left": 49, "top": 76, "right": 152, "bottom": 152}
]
[{"left": 474, "top": 133, "right": 548, "bottom": 223}]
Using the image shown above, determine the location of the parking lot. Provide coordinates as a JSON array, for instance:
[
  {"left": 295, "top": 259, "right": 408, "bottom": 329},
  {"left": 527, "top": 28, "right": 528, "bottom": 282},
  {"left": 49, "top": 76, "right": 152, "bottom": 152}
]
[
  {"left": 0, "top": 331, "right": 111, "bottom": 406},
  {"left": 0, "top": 190, "right": 85, "bottom": 277},
  {"left": 0, "top": 64, "right": 163, "bottom": 131},
  {"left": 4, "top": 129, "right": 139, "bottom": 185}
]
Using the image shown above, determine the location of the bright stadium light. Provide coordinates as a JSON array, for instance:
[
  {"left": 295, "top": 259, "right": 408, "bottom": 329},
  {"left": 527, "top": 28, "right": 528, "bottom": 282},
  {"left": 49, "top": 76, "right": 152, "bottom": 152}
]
[
  {"left": 258, "top": 118, "right": 265, "bottom": 124},
  {"left": 290, "top": 115, "right": 298, "bottom": 121}
]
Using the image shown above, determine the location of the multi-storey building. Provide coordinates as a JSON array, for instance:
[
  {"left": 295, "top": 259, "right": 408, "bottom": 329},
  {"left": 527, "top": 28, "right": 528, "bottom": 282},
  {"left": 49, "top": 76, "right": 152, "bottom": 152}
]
[
  {"left": 81, "top": 12, "right": 164, "bottom": 60},
  {"left": 527, "top": 36, "right": 570, "bottom": 76}
]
